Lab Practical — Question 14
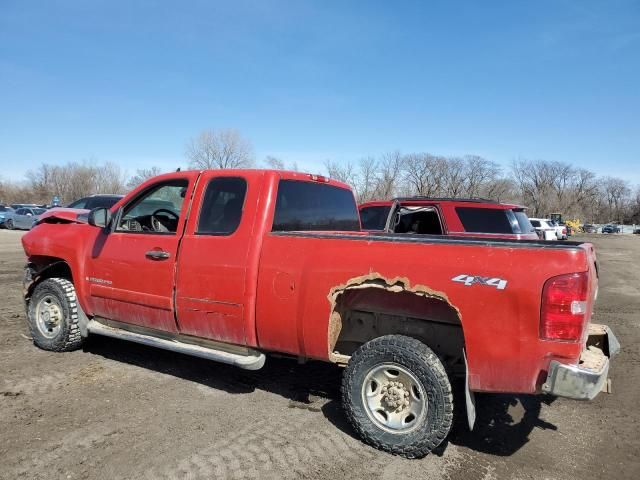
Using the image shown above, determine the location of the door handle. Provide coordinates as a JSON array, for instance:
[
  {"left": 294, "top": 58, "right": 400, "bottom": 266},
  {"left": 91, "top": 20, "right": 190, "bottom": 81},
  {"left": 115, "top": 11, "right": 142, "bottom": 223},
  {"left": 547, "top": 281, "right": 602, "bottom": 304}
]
[{"left": 145, "top": 250, "right": 171, "bottom": 260}]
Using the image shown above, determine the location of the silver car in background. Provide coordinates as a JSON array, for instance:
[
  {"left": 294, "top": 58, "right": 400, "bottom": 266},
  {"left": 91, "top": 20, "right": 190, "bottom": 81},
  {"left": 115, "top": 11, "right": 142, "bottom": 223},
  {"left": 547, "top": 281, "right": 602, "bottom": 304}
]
[
  {"left": 0, "top": 205, "right": 15, "bottom": 228},
  {"left": 4, "top": 207, "right": 46, "bottom": 230}
]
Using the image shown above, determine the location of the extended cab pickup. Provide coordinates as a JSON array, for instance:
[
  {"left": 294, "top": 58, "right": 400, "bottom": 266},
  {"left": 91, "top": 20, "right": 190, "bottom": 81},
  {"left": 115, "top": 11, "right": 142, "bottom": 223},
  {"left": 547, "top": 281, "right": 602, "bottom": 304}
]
[{"left": 22, "top": 169, "right": 618, "bottom": 458}]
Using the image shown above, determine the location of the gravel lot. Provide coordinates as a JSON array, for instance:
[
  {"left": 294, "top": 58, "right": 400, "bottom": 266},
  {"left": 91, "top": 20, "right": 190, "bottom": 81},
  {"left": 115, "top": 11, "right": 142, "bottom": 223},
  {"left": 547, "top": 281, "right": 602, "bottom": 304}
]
[{"left": 1, "top": 229, "right": 638, "bottom": 480}]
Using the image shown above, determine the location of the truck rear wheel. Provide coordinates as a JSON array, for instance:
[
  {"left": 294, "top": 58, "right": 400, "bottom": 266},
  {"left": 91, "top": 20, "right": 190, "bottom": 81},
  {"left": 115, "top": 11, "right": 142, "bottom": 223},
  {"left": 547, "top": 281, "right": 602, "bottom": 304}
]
[
  {"left": 341, "top": 335, "right": 453, "bottom": 458},
  {"left": 27, "top": 278, "right": 84, "bottom": 352}
]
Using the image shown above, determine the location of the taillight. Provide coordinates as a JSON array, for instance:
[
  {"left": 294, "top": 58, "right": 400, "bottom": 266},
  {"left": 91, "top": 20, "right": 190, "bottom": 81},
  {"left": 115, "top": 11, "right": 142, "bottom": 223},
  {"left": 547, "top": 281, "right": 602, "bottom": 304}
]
[{"left": 540, "top": 272, "right": 589, "bottom": 342}]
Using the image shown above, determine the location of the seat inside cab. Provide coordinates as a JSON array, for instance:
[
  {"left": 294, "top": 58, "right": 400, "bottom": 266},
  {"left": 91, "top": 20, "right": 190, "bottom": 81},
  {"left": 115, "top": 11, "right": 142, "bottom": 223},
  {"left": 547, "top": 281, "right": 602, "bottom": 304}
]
[{"left": 393, "top": 207, "right": 443, "bottom": 235}]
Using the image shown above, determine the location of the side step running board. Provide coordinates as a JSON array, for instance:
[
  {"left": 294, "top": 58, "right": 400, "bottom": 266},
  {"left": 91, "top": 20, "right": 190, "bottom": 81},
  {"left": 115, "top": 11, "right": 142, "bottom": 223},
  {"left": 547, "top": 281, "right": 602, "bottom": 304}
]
[{"left": 86, "top": 320, "right": 266, "bottom": 370}]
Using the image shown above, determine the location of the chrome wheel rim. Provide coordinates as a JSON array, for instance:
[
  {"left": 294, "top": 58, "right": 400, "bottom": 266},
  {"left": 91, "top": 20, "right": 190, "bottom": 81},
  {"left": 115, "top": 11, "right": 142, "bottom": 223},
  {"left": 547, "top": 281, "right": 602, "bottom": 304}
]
[
  {"left": 35, "top": 294, "right": 63, "bottom": 339},
  {"left": 361, "top": 363, "right": 427, "bottom": 433}
]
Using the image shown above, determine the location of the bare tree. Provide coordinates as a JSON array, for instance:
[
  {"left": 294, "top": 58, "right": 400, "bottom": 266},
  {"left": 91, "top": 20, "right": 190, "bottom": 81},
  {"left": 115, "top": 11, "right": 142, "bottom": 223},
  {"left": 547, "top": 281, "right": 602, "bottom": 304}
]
[
  {"left": 462, "top": 156, "right": 501, "bottom": 197},
  {"left": 126, "top": 166, "right": 164, "bottom": 190},
  {"left": 263, "top": 156, "right": 285, "bottom": 170},
  {"left": 403, "top": 153, "right": 446, "bottom": 197},
  {"left": 354, "top": 156, "right": 379, "bottom": 202},
  {"left": 600, "top": 176, "right": 631, "bottom": 222},
  {"left": 185, "top": 129, "right": 254, "bottom": 169},
  {"left": 262, "top": 156, "right": 299, "bottom": 171},
  {"left": 441, "top": 157, "right": 466, "bottom": 197},
  {"left": 324, "top": 159, "right": 357, "bottom": 186},
  {"left": 374, "top": 151, "right": 404, "bottom": 199},
  {"left": 483, "top": 177, "right": 516, "bottom": 202},
  {"left": 510, "top": 158, "right": 557, "bottom": 217},
  {"left": 93, "top": 161, "right": 128, "bottom": 195},
  {"left": 25, "top": 160, "right": 127, "bottom": 204}
]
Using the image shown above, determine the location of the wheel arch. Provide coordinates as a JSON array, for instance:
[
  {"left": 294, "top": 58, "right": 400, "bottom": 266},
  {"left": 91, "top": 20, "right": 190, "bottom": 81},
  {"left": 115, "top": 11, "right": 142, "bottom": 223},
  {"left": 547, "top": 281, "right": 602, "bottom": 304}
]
[
  {"left": 327, "top": 274, "right": 466, "bottom": 370},
  {"left": 25, "top": 256, "right": 74, "bottom": 301}
]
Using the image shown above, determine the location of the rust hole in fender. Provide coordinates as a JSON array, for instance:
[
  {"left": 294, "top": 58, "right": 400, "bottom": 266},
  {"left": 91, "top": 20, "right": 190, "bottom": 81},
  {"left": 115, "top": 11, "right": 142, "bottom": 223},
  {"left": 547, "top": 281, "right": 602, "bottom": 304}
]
[{"left": 326, "top": 273, "right": 462, "bottom": 364}]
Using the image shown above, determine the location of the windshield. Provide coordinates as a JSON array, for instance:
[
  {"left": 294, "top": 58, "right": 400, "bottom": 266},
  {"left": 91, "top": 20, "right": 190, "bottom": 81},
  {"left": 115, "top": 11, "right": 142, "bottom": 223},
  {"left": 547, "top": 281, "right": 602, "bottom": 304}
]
[{"left": 67, "top": 198, "right": 88, "bottom": 209}]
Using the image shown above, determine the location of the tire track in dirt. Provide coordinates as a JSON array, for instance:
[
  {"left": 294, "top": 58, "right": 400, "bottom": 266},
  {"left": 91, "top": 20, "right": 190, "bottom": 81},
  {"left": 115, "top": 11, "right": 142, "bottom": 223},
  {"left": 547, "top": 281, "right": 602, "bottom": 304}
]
[
  {"left": 144, "top": 416, "right": 377, "bottom": 480},
  {"left": 0, "top": 423, "right": 123, "bottom": 480}
]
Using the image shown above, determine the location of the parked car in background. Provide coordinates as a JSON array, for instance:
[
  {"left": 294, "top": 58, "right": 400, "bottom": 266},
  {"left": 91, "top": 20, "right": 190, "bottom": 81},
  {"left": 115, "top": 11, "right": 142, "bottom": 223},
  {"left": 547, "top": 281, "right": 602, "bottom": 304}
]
[
  {"left": 65, "top": 194, "right": 123, "bottom": 210},
  {"left": 359, "top": 197, "right": 539, "bottom": 240},
  {"left": 602, "top": 224, "right": 621, "bottom": 234},
  {"left": 529, "top": 218, "right": 557, "bottom": 240},
  {"left": 582, "top": 224, "right": 598, "bottom": 234},
  {"left": 548, "top": 219, "right": 568, "bottom": 240},
  {"left": 4, "top": 207, "right": 46, "bottom": 230},
  {"left": 10, "top": 203, "right": 39, "bottom": 210},
  {"left": 0, "top": 205, "right": 15, "bottom": 228}
]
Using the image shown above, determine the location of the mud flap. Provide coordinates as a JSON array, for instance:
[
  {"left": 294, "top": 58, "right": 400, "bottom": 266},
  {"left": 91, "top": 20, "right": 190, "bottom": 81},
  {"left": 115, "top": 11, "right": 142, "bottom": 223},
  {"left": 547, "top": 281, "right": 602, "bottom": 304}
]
[{"left": 464, "top": 349, "right": 476, "bottom": 431}]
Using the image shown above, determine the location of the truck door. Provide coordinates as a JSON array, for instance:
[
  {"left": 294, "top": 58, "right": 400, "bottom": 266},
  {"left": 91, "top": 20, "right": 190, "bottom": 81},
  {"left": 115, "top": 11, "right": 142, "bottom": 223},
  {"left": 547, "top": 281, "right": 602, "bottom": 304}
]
[
  {"left": 175, "top": 171, "right": 260, "bottom": 345},
  {"left": 86, "top": 175, "right": 197, "bottom": 333}
]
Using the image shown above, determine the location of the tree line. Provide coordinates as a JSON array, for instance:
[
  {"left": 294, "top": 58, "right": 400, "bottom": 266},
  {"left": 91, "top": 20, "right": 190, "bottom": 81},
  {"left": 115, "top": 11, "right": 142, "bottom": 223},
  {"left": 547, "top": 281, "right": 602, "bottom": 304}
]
[
  {"left": 1, "top": 128, "right": 638, "bottom": 224},
  {"left": 326, "top": 154, "right": 639, "bottom": 223}
]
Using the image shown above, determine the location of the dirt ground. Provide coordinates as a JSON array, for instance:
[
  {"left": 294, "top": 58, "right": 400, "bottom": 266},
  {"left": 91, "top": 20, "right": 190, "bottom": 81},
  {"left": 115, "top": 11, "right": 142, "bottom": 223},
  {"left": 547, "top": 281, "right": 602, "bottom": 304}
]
[{"left": 0, "top": 229, "right": 638, "bottom": 480}]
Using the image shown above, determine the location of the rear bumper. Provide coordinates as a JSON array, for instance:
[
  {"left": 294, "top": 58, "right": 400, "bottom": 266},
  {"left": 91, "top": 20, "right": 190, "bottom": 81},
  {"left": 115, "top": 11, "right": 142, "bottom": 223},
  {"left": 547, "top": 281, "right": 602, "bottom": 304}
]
[{"left": 541, "top": 324, "right": 620, "bottom": 400}]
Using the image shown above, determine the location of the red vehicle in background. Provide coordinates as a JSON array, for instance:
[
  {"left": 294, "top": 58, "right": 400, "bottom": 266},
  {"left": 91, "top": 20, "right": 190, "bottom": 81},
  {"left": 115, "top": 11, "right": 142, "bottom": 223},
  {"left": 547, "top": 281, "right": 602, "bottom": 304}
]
[{"left": 359, "top": 197, "right": 540, "bottom": 240}]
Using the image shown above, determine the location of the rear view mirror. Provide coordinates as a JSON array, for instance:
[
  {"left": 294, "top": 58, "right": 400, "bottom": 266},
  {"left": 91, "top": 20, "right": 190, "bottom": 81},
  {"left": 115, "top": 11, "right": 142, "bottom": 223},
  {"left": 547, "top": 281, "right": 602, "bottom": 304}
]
[{"left": 88, "top": 207, "right": 112, "bottom": 228}]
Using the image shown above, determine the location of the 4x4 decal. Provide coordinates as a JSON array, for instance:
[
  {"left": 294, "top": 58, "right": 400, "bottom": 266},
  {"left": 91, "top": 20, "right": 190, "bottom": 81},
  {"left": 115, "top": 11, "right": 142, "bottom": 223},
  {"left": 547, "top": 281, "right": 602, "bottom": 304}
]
[{"left": 452, "top": 274, "right": 507, "bottom": 290}]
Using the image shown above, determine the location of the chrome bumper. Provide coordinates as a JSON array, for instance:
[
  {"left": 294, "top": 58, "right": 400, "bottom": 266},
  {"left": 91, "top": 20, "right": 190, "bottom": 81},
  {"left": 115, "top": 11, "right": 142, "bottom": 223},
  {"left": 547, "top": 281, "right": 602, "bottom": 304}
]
[{"left": 541, "top": 324, "right": 620, "bottom": 400}]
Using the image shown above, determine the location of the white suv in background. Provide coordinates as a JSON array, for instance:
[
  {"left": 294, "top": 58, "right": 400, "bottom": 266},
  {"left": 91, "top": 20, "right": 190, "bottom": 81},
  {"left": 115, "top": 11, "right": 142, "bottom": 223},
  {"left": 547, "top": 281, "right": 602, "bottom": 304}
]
[
  {"left": 529, "top": 218, "right": 557, "bottom": 241},
  {"left": 547, "top": 219, "right": 568, "bottom": 240}
]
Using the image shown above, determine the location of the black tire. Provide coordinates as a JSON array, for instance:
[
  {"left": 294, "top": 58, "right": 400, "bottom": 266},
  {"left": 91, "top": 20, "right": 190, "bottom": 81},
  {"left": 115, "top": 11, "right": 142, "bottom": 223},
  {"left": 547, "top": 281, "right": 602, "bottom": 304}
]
[
  {"left": 27, "top": 278, "right": 84, "bottom": 352},
  {"left": 5, "top": 219, "right": 14, "bottom": 230},
  {"left": 342, "top": 335, "right": 453, "bottom": 458}
]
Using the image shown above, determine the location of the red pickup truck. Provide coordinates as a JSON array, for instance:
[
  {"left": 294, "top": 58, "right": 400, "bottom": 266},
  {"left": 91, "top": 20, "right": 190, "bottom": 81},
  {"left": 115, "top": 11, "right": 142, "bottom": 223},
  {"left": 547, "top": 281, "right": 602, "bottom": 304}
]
[{"left": 22, "top": 169, "right": 618, "bottom": 458}]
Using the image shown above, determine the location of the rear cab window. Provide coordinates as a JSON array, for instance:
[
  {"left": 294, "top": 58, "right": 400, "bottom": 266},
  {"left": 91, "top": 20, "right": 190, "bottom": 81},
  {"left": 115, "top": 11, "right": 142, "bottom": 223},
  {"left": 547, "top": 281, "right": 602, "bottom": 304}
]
[{"left": 272, "top": 180, "right": 360, "bottom": 231}]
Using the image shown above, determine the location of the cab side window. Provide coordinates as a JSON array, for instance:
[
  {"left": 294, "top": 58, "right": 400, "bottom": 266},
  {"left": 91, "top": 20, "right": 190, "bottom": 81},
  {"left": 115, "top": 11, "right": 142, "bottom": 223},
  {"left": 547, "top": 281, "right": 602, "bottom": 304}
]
[
  {"left": 116, "top": 180, "right": 188, "bottom": 234},
  {"left": 197, "top": 177, "right": 247, "bottom": 235}
]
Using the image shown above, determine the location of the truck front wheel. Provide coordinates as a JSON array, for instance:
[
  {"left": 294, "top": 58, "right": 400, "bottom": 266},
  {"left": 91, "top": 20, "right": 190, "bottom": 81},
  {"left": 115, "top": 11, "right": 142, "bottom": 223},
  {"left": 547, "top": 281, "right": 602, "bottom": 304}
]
[
  {"left": 341, "top": 335, "right": 453, "bottom": 458},
  {"left": 27, "top": 278, "right": 84, "bottom": 352}
]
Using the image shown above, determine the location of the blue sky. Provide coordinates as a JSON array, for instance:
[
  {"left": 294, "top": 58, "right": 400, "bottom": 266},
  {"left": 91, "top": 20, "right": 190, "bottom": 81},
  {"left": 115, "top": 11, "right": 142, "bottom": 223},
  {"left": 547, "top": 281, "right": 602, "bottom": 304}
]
[{"left": 1, "top": 0, "right": 638, "bottom": 182}]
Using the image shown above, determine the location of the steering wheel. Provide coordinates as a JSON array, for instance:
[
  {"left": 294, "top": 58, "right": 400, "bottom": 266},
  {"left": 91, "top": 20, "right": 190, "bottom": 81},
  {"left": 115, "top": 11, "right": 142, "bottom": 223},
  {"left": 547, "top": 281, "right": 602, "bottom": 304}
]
[
  {"left": 150, "top": 208, "right": 179, "bottom": 232},
  {"left": 152, "top": 208, "right": 179, "bottom": 219}
]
